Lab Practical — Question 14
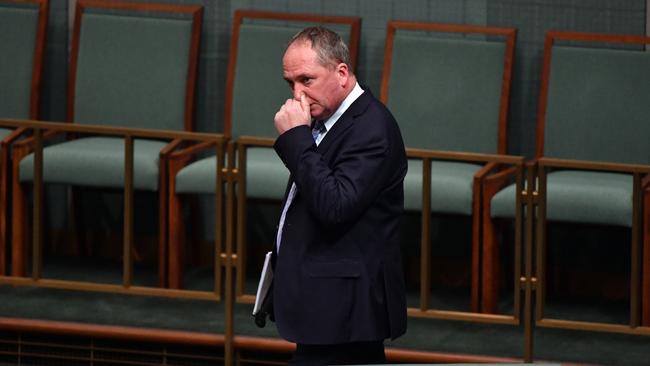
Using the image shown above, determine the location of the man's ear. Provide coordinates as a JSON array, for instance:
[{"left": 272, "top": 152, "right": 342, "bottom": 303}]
[{"left": 336, "top": 62, "right": 349, "bottom": 85}]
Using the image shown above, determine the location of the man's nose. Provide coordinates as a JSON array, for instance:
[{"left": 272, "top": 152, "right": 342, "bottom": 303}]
[{"left": 293, "top": 85, "right": 304, "bottom": 100}]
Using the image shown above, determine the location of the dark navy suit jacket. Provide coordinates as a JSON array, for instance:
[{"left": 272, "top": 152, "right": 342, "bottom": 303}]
[{"left": 272, "top": 89, "right": 407, "bottom": 345}]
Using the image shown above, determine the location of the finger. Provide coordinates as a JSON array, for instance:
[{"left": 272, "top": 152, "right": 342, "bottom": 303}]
[{"left": 299, "top": 92, "right": 309, "bottom": 112}]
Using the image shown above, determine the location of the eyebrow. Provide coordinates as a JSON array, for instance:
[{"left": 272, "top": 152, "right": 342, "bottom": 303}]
[{"left": 285, "top": 73, "right": 315, "bottom": 82}]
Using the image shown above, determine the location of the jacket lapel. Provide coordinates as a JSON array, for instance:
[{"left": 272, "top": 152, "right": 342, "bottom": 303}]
[
  {"left": 316, "top": 87, "right": 374, "bottom": 155},
  {"left": 282, "top": 87, "right": 375, "bottom": 202}
]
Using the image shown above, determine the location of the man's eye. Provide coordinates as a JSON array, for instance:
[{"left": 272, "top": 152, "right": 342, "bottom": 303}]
[{"left": 302, "top": 78, "right": 312, "bottom": 85}]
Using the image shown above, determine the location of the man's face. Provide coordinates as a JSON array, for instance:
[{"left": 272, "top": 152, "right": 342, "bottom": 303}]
[{"left": 282, "top": 41, "right": 348, "bottom": 121}]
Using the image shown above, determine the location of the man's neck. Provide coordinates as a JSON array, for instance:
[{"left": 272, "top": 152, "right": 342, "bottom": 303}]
[
  {"left": 341, "top": 75, "right": 358, "bottom": 99},
  {"left": 320, "top": 81, "right": 364, "bottom": 132}
]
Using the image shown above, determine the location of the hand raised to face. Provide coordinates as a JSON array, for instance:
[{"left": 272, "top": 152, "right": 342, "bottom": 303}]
[{"left": 274, "top": 92, "right": 311, "bottom": 135}]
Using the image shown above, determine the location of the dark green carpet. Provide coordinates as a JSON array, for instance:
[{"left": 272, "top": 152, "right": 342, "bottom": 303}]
[{"left": 0, "top": 283, "right": 649, "bottom": 365}]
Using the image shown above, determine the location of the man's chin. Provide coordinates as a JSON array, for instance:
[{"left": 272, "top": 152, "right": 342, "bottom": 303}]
[{"left": 310, "top": 109, "right": 328, "bottom": 121}]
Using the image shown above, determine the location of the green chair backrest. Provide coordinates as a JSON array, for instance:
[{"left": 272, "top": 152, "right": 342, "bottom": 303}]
[
  {"left": 384, "top": 24, "right": 515, "bottom": 154},
  {"left": 71, "top": 2, "right": 201, "bottom": 131},
  {"left": 230, "top": 23, "right": 302, "bottom": 139},
  {"left": 228, "top": 12, "right": 358, "bottom": 139},
  {"left": 0, "top": 0, "right": 45, "bottom": 119},
  {"left": 542, "top": 37, "right": 650, "bottom": 165}
]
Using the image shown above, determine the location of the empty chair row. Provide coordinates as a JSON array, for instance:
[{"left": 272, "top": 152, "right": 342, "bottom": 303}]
[
  {"left": 0, "top": 0, "right": 202, "bottom": 286},
  {"left": 2, "top": 0, "right": 650, "bottom": 337}
]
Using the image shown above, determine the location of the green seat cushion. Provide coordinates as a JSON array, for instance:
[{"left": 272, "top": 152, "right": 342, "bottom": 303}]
[
  {"left": 0, "top": 4, "right": 39, "bottom": 119},
  {"left": 488, "top": 182, "right": 518, "bottom": 219},
  {"left": 175, "top": 155, "right": 219, "bottom": 194},
  {"left": 0, "top": 128, "right": 14, "bottom": 140},
  {"left": 245, "top": 147, "right": 289, "bottom": 199},
  {"left": 176, "top": 147, "right": 288, "bottom": 199},
  {"left": 491, "top": 170, "right": 632, "bottom": 227},
  {"left": 404, "top": 159, "right": 483, "bottom": 214},
  {"left": 19, "top": 137, "right": 167, "bottom": 191}
]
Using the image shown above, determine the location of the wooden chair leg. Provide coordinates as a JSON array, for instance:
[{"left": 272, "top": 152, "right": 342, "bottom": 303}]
[
  {"left": 642, "top": 189, "right": 650, "bottom": 326},
  {"left": 480, "top": 167, "right": 519, "bottom": 314},
  {"left": 41, "top": 186, "right": 51, "bottom": 259},
  {"left": 470, "top": 182, "right": 482, "bottom": 313},
  {"left": 11, "top": 160, "right": 28, "bottom": 277},
  {"left": 158, "top": 186, "right": 169, "bottom": 288},
  {"left": 481, "top": 212, "right": 499, "bottom": 314},
  {"left": 481, "top": 187, "right": 513, "bottom": 314},
  {"left": 189, "top": 196, "right": 202, "bottom": 266},
  {"left": 0, "top": 144, "right": 8, "bottom": 276},
  {"left": 167, "top": 191, "right": 185, "bottom": 289}
]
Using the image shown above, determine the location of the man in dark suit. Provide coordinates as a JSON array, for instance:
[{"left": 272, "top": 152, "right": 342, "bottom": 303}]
[{"left": 272, "top": 26, "right": 407, "bottom": 365}]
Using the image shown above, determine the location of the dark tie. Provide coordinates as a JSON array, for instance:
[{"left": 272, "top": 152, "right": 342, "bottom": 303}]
[{"left": 311, "top": 120, "right": 327, "bottom": 142}]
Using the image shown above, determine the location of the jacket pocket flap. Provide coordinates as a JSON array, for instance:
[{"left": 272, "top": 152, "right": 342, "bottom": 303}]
[{"left": 307, "top": 260, "right": 361, "bottom": 278}]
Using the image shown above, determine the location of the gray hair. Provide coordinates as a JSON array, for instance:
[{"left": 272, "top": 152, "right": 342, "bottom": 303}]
[{"left": 288, "top": 26, "right": 352, "bottom": 71}]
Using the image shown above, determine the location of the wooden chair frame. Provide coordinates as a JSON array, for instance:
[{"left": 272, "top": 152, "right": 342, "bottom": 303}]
[
  {"left": 0, "top": 0, "right": 48, "bottom": 276},
  {"left": 483, "top": 31, "right": 650, "bottom": 333},
  {"left": 1, "top": 118, "right": 226, "bottom": 300},
  {"left": 167, "top": 140, "right": 226, "bottom": 291},
  {"left": 10, "top": 0, "right": 203, "bottom": 289},
  {"left": 381, "top": 20, "right": 518, "bottom": 320},
  {"left": 535, "top": 31, "right": 650, "bottom": 331},
  {"left": 0, "top": 0, "right": 47, "bottom": 119}
]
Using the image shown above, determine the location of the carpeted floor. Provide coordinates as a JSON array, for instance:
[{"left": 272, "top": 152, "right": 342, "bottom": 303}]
[
  {"left": 0, "top": 274, "right": 648, "bottom": 366},
  {"left": 0, "top": 213, "right": 645, "bottom": 365}
]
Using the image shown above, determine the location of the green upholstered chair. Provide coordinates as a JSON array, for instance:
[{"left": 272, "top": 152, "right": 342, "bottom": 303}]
[
  {"left": 167, "top": 10, "right": 361, "bottom": 290},
  {"left": 381, "top": 21, "right": 516, "bottom": 314},
  {"left": 0, "top": 0, "right": 47, "bottom": 275},
  {"left": 11, "top": 0, "right": 202, "bottom": 285},
  {"left": 0, "top": 0, "right": 46, "bottom": 120},
  {"left": 484, "top": 31, "right": 650, "bottom": 328}
]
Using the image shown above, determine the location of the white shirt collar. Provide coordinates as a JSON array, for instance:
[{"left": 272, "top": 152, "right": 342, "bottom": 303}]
[{"left": 315, "top": 82, "right": 364, "bottom": 145}]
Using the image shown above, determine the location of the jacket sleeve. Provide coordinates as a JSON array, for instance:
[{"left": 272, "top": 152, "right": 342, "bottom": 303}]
[{"left": 274, "top": 110, "right": 401, "bottom": 228}]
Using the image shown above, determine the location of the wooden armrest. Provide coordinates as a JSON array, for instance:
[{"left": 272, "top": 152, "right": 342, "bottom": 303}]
[
  {"left": 642, "top": 174, "right": 650, "bottom": 190},
  {"left": 12, "top": 129, "right": 64, "bottom": 150},
  {"left": 481, "top": 159, "right": 537, "bottom": 199},
  {"left": 483, "top": 164, "right": 519, "bottom": 196},
  {"left": 484, "top": 165, "right": 518, "bottom": 183},
  {"left": 169, "top": 140, "right": 218, "bottom": 161},
  {"left": 475, "top": 161, "right": 519, "bottom": 181},
  {"left": 167, "top": 140, "right": 224, "bottom": 182},
  {"left": 160, "top": 138, "right": 185, "bottom": 158},
  {"left": 406, "top": 147, "right": 524, "bottom": 165},
  {"left": 0, "top": 127, "right": 30, "bottom": 146},
  {"left": 237, "top": 136, "right": 275, "bottom": 148},
  {"left": 538, "top": 157, "right": 650, "bottom": 175}
]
